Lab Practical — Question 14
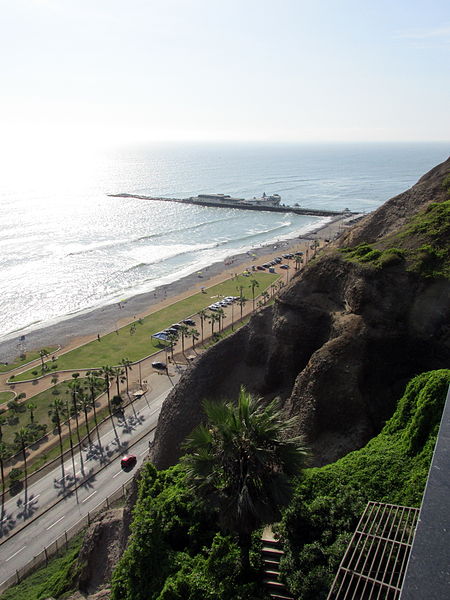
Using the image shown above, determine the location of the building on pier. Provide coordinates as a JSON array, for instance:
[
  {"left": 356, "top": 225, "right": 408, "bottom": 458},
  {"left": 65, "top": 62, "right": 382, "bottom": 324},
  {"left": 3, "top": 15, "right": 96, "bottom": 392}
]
[{"left": 191, "top": 192, "right": 282, "bottom": 208}]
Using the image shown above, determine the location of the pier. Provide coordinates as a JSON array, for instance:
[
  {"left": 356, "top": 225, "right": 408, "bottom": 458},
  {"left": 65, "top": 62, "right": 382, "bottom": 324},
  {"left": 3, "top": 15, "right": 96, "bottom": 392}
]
[{"left": 108, "top": 193, "right": 352, "bottom": 218}]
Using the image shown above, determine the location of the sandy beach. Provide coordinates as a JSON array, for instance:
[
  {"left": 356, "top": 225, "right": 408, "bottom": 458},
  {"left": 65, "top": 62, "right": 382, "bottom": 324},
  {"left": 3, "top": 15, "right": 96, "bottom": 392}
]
[{"left": 0, "top": 213, "right": 356, "bottom": 363}]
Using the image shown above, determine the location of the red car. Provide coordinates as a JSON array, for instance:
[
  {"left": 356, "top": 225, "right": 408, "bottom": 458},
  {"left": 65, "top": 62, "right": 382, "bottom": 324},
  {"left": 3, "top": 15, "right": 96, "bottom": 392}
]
[{"left": 121, "top": 455, "right": 137, "bottom": 469}]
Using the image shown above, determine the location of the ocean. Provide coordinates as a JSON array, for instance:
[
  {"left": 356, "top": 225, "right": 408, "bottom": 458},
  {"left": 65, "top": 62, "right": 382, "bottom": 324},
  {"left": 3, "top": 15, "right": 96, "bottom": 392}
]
[{"left": 0, "top": 141, "right": 448, "bottom": 343}]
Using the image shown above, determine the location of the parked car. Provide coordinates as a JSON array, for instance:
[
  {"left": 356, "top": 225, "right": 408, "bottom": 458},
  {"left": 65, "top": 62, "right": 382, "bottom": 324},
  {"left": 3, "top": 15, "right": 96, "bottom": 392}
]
[
  {"left": 257, "top": 265, "right": 265, "bottom": 270},
  {"left": 152, "top": 361, "right": 167, "bottom": 370},
  {"left": 170, "top": 323, "right": 182, "bottom": 329},
  {"left": 280, "top": 264, "right": 290, "bottom": 269},
  {"left": 183, "top": 319, "right": 195, "bottom": 326},
  {"left": 209, "top": 305, "right": 219, "bottom": 311},
  {"left": 121, "top": 455, "right": 137, "bottom": 469}
]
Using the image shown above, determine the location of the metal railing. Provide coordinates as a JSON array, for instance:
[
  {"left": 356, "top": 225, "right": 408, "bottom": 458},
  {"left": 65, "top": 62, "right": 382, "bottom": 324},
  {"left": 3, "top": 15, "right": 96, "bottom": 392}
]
[{"left": 0, "top": 478, "right": 134, "bottom": 595}]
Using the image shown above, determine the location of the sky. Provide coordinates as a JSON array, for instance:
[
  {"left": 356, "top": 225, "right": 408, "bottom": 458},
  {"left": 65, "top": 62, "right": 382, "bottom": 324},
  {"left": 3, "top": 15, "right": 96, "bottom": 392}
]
[{"left": 1, "top": 0, "right": 449, "bottom": 148}]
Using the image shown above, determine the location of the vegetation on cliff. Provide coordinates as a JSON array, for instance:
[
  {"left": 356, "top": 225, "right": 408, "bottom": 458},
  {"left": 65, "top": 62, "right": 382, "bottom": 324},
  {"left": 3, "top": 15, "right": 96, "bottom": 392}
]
[
  {"left": 340, "top": 180, "right": 450, "bottom": 279},
  {"left": 109, "top": 369, "right": 448, "bottom": 600},
  {"left": 279, "top": 369, "right": 449, "bottom": 599},
  {"left": 110, "top": 462, "right": 267, "bottom": 600}
]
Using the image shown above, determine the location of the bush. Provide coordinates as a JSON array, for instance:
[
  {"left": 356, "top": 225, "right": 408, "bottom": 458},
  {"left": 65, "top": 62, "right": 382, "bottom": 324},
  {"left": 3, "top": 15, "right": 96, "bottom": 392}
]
[
  {"left": 7, "top": 400, "right": 20, "bottom": 413},
  {"left": 9, "top": 467, "right": 23, "bottom": 481},
  {"left": 9, "top": 468, "right": 24, "bottom": 495},
  {"left": 279, "top": 369, "right": 449, "bottom": 599},
  {"left": 379, "top": 248, "right": 405, "bottom": 268}
]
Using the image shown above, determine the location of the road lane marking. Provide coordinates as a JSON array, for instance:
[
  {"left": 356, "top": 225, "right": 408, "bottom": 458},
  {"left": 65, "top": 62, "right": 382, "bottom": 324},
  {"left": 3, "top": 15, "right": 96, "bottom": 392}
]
[
  {"left": 24, "top": 494, "right": 40, "bottom": 506},
  {"left": 5, "top": 546, "right": 26, "bottom": 561},
  {"left": 139, "top": 449, "right": 148, "bottom": 456},
  {"left": 112, "top": 471, "right": 122, "bottom": 478},
  {"left": 82, "top": 491, "right": 97, "bottom": 504},
  {"left": 47, "top": 516, "right": 65, "bottom": 530}
]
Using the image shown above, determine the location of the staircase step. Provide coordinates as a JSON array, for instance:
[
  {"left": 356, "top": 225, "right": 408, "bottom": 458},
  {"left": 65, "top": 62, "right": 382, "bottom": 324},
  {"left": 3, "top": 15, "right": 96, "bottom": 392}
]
[
  {"left": 262, "top": 545, "right": 284, "bottom": 556},
  {"left": 261, "top": 537, "right": 281, "bottom": 547},
  {"left": 264, "top": 569, "right": 280, "bottom": 578},
  {"left": 265, "top": 579, "right": 288, "bottom": 589},
  {"left": 264, "top": 557, "right": 280, "bottom": 565}
]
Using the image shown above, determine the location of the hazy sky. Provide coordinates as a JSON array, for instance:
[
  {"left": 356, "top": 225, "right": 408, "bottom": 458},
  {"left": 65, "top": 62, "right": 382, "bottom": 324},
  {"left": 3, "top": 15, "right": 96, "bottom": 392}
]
[{"left": 1, "top": 0, "right": 449, "bottom": 147}]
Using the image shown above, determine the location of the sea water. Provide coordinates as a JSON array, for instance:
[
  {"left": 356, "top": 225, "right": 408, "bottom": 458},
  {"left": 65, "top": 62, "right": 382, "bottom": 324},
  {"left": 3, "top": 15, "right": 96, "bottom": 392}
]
[{"left": 0, "top": 141, "right": 448, "bottom": 341}]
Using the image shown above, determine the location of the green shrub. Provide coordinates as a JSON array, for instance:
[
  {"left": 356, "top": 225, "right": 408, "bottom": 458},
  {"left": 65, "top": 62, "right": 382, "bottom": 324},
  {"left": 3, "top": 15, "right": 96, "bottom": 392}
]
[
  {"left": 279, "top": 369, "right": 449, "bottom": 600},
  {"left": 379, "top": 247, "right": 406, "bottom": 267},
  {"left": 9, "top": 467, "right": 23, "bottom": 481}
]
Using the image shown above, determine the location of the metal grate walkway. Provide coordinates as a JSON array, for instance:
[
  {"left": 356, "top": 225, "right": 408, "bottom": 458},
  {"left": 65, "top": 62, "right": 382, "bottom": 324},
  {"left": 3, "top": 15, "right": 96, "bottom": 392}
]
[{"left": 327, "top": 501, "right": 419, "bottom": 600}]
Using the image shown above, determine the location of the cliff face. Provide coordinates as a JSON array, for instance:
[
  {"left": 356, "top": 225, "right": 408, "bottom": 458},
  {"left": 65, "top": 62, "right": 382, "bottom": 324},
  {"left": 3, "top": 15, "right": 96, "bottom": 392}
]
[{"left": 150, "top": 158, "right": 450, "bottom": 469}]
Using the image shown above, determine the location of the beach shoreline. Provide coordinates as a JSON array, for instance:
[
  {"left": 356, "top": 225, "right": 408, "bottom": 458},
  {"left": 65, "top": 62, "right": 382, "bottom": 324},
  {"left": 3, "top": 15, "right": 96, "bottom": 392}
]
[{"left": 0, "top": 213, "right": 358, "bottom": 363}]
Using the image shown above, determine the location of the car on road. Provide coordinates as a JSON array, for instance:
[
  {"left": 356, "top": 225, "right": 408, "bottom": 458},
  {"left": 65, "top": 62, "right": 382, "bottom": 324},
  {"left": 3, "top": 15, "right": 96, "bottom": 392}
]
[
  {"left": 152, "top": 361, "right": 167, "bottom": 370},
  {"left": 121, "top": 455, "right": 137, "bottom": 469},
  {"left": 183, "top": 319, "right": 196, "bottom": 326}
]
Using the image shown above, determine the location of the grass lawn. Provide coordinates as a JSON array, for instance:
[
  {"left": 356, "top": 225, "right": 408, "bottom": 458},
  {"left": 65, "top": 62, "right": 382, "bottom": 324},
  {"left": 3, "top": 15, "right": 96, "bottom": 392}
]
[
  {"left": 0, "top": 347, "right": 58, "bottom": 374},
  {"left": 11, "top": 273, "right": 279, "bottom": 381},
  {"left": 0, "top": 391, "right": 15, "bottom": 403}
]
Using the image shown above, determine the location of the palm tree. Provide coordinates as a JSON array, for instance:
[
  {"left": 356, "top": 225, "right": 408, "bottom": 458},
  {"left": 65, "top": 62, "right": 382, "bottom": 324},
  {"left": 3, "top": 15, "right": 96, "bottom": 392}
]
[
  {"left": 178, "top": 324, "right": 189, "bottom": 355},
  {"left": 166, "top": 332, "right": 179, "bottom": 361},
  {"left": 85, "top": 371, "right": 101, "bottom": 438},
  {"left": 0, "top": 413, "right": 7, "bottom": 444},
  {"left": 238, "top": 295, "right": 247, "bottom": 320},
  {"left": 120, "top": 358, "right": 133, "bottom": 399},
  {"left": 188, "top": 328, "right": 200, "bottom": 352},
  {"left": 294, "top": 255, "right": 303, "bottom": 271},
  {"left": 198, "top": 309, "right": 208, "bottom": 343},
  {"left": 215, "top": 307, "right": 225, "bottom": 332},
  {"left": 262, "top": 290, "right": 270, "bottom": 305},
  {"left": 64, "top": 399, "right": 78, "bottom": 484},
  {"left": 0, "top": 442, "right": 11, "bottom": 518},
  {"left": 249, "top": 278, "right": 260, "bottom": 311},
  {"left": 79, "top": 394, "right": 92, "bottom": 443},
  {"left": 38, "top": 348, "right": 49, "bottom": 373},
  {"left": 67, "top": 378, "right": 82, "bottom": 448},
  {"left": 14, "top": 427, "right": 30, "bottom": 494},
  {"left": 100, "top": 366, "right": 115, "bottom": 419},
  {"left": 26, "top": 401, "right": 37, "bottom": 424},
  {"left": 208, "top": 312, "right": 220, "bottom": 337},
  {"left": 182, "top": 387, "right": 308, "bottom": 575},
  {"left": 48, "top": 398, "right": 65, "bottom": 477},
  {"left": 111, "top": 366, "right": 125, "bottom": 400}
]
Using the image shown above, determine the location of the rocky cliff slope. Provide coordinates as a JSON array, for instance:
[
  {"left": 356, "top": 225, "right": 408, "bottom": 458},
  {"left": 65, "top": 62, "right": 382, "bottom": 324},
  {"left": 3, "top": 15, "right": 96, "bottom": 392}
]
[{"left": 150, "top": 157, "right": 450, "bottom": 469}]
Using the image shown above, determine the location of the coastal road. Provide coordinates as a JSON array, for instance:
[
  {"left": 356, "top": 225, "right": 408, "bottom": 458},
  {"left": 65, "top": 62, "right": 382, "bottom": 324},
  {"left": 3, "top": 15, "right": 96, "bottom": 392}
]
[{"left": 0, "top": 374, "right": 180, "bottom": 587}]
